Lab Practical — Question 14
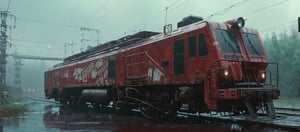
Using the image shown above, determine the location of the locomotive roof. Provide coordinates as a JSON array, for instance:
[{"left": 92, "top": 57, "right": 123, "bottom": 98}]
[
  {"left": 51, "top": 21, "right": 208, "bottom": 69},
  {"left": 50, "top": 18, "right": 258, "bottom": 70},
  {"left": 62, "top": 31, "right": 160, "bottom": 65}
]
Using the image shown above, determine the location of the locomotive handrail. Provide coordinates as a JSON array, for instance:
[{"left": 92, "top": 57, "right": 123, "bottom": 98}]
[
  {"left": 144, "top": 52, "right": 168, "bottom": 76},
  {"left": 267, "top": 62, "right": 279, "bottom": 89},
  {"left": 217, "top": 59, "right": 269, "bottom": 64},
  {"left": 125, "top": 51, "right": 169, "bottom": 78}
]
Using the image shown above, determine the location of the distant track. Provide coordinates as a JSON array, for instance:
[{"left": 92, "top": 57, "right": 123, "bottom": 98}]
[
  {"left": 26, "top": 96, "right": 60, "bottom": 104},
  {"left": 275, "top": 107, "right": 300, "bottom": 112},
  {"left": 275, "top": 107, "right": 300, "bottom": 117}
]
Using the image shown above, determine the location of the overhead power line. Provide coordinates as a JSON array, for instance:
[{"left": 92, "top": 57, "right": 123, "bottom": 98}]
[
  {"left": 162, "top": 0, "right": 191, "bottom": 12},
  {"left": 17, "top": 17, "right": 82, "bottom": 29},
  {"left": 245, "top": 0, "right": 289, "bottom": 17},
  {"left": 169, "top": 0, "right": 191, "bottom": 10},
  {"left": 12, "top": 38, "right": 56, "bottom": 45},
  {"left": 168, "top": 0, "right": 181, "bottom": 9},
  {"left": 10, "top": 38, "right": 64, "bottom": 50},
  {"left": 17, "top": 17, "right": 100, "bottom": 31},
  {"left": 8, "top": 54, "right": 63, "bottom": 61},
  {"left": 7, "top": 0, "right": 11, "bottom": 11},
  {"left": 261, "top": 20, "right": 297, "bottom": 33},
  {"left": 205, "top": 0, "right": 248, "bottom": 20},
  {"left": 86, "top": 0, "right": 111, "bottom": 24},
  {"left": 11, "top": 44, "right": 64, "bottom": 51}
]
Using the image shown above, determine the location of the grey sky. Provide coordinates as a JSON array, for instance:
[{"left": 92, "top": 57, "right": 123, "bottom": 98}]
[{"left": 0, "top": 0, "right": 299, "bottom": 58}]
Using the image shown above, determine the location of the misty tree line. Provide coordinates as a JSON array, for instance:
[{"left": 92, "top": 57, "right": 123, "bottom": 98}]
[{"left": 263, "top": 29, "right": 300, "bottom": 97}]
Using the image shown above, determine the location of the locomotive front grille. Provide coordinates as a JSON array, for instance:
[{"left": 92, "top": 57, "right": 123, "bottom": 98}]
[{"left": 216, "top": 87, "right": 279, "bottom": 100}]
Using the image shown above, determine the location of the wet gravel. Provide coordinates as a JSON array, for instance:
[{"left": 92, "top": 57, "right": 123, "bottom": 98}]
[{"left": 0, "top": 101, "right": 294, "bottom": 132}]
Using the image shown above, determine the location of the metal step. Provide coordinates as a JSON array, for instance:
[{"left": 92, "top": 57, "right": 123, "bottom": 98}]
[
  {"left": 114, "top": 100, "right": 123, "bottom": 110},
  {"left": 244, "top": 98, "right": 256, "bottom": 119},
  {"left": 266, "top": 100, "right": 276, "bottom": 119},
  {"left": 179, "top": 104, "right": 189, "bottom": 112}
]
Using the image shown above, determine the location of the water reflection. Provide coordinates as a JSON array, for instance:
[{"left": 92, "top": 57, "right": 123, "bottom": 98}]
[
  {"left": 0, "top": 103, "right": 288, "bottom": 131},
  {"left": 0, "top": 116, "right": 26, "bottom": 132},
  {"left": 0, "top": 119, "right": 3, "bottom": 132},
  {"left": 43, "top": 104, "right": 241, "bottom": 132}
]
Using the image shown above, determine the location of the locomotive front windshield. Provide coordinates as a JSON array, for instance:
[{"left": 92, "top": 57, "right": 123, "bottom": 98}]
[
  {"left": 215, "top": 29, "right": 241, "bottom": 53},
  {"left": 242, "top": 33, "right": 264, "bottom": 55}
]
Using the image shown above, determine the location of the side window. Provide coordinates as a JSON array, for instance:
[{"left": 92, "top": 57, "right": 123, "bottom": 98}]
[
  {"left": 108, "top": 56, "right": 116, "bottom": 78},
  {"left": 173, "top": 39, "right": 185, "bottom": 75},
  {"left": 242, "top": 33, "right": 263, "bottom": 55},
  {"left": 44, "top": 72, "right": 48, "bottom": 82},
  {"left": 188, "top": 36, "right": 196, "bottom": 58},
  {"left": 215, "top": 30, "right": 241, "bottom": 53},
  {"left": 199, "top": 33, "right": 208, "bottom": 56}
]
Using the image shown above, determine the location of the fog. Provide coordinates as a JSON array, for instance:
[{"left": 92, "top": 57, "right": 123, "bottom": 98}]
[{"left": 0, "top": 0, "right": 299, "bottom": 97}]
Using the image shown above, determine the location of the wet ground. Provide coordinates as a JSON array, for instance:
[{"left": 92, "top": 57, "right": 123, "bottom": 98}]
[{"left": 0, "top": 100, "right": 296, "bottom": 132}]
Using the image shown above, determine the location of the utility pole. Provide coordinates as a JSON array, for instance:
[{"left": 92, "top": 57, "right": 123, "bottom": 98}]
[
  {"left": 64, "top": 42, "right": 76, "bottom": 57},
  {"left": 80, "top": 27, "right": 99, "bottom": 52},
  {"left": 13, "top": 57, "right": 22, "bottom": 96},
  {"left": 0, "top": 10, "right": 16, "bottom": 98},
  {"left": 298, "top": 17, "right": 300, "bottom": 32},
  {"left": 9, "top": 54, "right": 63, "bottom": 97}
]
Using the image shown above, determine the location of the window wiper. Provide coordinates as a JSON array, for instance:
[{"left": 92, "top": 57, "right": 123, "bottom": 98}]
[
  {"left": 246, "top": 35, "right": 260, "bottom": 55},
  {"left": 221, "top": 31, "right": 237, "bottom": 53}
]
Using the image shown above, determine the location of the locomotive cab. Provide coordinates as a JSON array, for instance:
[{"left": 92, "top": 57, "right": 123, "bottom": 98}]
[{"left": 207, "top": 17, "right": 279, "bottom": 117}]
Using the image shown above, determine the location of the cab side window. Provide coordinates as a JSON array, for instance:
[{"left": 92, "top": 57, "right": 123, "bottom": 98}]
[
  {"left": 199, "top": 33, "right": 208, "bottom": 56},
  {"left": 188, "top": 36, "right": 196, "bottom": 58},
  {"left": 108, "top": 56, "right": 116, "bottom": 78},
  {"left": 173, "top": 39, "right": 185, "bottom": 75}
]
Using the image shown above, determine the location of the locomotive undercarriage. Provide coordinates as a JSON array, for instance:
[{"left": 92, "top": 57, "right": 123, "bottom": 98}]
[
  {"left": 52, "top": 84, "right": 206, "bottom": 119},
  {"left": 53, "top": 85, "right": 277, "bottom": 119},
  {"left": 115, "top": 84, "right": 207, "bottom": 119},
  {"left": 216, "top": 88, "right": 278, "bottom": 119},
  {"left": 217, "top": 98, "right": 275, "bottom": 119},
  {"left": 54, "top": 87, "right": 112, "bottom": 109}
]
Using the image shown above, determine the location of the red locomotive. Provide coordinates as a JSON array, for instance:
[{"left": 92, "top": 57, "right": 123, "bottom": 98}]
[{"left": 44, "top": 16, "right": 280, "bottom": 119}]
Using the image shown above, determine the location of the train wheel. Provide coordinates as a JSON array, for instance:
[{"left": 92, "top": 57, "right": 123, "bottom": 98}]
[{"left": 140, "top": 102, "right": 160, "bottom": 119}]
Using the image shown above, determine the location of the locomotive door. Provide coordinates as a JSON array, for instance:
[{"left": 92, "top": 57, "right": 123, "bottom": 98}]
[
  {"left": 186, "top": 30, "right": 209, "bottom": 81},
  {"left": 173, "top": 38, "right": 185, "bottom": 75},
  {"left": 188, "top": 31, "right": 209, "bottom": 75}
]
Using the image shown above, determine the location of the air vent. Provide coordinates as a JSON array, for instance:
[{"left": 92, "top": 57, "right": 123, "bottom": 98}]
[{"left": 177, "top": 15, "right": 203, "bottom": 28}]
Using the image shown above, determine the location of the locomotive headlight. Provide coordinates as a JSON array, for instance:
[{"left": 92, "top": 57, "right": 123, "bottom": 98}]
[
  {"left": 261, "top": 72, "right": 265, "bottom": 79},
  {"left": 218, "top": 69, "right": 232, "bottom": 80},
  {"left": 226, "top": 17, "right": 245, "bottom": 30},
  {"left": 224, "top": 70, "right": 229, "bottom": 77},
  {"left": 237, "top": 17, "right": 245, "bottom": 28},
  {"left": 258, "top": 71, "right": 266, "bottom": 83}
]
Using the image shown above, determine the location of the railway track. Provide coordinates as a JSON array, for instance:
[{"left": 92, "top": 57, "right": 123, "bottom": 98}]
[
  {"left": 275, "top": 107, "right": 300, "bottom": 117},
  {"left": 26, "top": 96, "right": 60, "bottom": 104},
  {"left": 28, "top": 97, "right": 300, "bottom": 131},
  {"left": 176, "top": 107, "right": 300, "bottom": 131}
]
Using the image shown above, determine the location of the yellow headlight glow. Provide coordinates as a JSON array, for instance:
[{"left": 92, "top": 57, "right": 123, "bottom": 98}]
[
  {"left": 224, "top": 70, "right": 229, "bottom": 76},
  {"left": 261, "top": 72, "right": 265, "bottom": 79}
]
